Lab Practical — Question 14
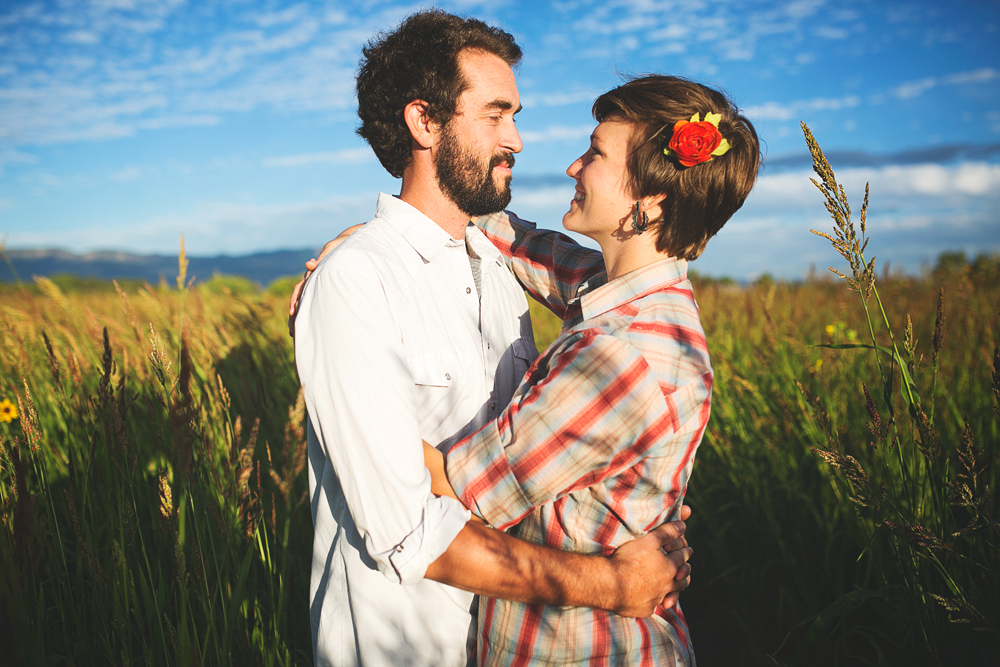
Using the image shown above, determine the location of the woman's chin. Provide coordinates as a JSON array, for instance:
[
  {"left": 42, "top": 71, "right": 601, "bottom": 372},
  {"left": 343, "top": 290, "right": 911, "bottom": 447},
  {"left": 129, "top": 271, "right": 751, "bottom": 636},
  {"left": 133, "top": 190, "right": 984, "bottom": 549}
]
[{"left": 561, "top": 209, "right": 577, "bottom": 232}]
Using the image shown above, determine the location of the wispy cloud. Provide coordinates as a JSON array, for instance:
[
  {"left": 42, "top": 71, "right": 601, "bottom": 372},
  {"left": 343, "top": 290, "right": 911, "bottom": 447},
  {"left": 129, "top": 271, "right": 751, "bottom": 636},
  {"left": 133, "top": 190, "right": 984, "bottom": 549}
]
[
  {"left": 0, "top": 1, "right": 377, "bottom": 147},
  {"left": 892, "top": 67, "right": 998, "bottom": 100},
  {"left": 506, "top": 159, "right": 1000, "bottom": 278},
  {"left": 764, "top": 143, "right": 1000, "bottom": 169},
  {"left": 8, "top": 192, "right": 381, "bottom": 255},
  {"left": 745, "top": 95, "right": 861, "bottom": 121},
  {"left": 261, "top": 148, "right": 374, "bottom": 168},
  {"left": 745, "top": 66, "right": 997, "bottom": 123},
  {"left": 520, "top": 124, "right": 594, "bottom": 144},
  {"left": 520, "top": 89, "right": 596, "bottom": 108},
  {"left": 110, "top": 165, "right": 142, "bottom": 183}
]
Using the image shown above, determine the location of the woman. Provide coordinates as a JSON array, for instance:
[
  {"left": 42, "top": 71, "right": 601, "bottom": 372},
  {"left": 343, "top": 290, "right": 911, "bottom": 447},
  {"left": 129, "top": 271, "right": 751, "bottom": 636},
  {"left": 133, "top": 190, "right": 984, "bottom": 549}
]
[{"left": 296, "top": 74, "right": 759, "bottom": 665}]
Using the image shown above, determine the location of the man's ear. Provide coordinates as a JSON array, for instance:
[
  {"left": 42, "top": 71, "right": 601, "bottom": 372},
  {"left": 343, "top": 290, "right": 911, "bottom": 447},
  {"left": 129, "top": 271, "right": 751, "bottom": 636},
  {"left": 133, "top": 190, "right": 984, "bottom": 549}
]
[{"left": 404, "top": 99, "right": 437, "bottom": 149}]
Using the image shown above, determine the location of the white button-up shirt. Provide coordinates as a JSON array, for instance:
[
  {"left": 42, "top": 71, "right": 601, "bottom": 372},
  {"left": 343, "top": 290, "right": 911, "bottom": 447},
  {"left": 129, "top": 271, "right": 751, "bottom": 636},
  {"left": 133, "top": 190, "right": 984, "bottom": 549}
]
[{"left": 295, "top": 193, "right": 537, "bottom": 667}]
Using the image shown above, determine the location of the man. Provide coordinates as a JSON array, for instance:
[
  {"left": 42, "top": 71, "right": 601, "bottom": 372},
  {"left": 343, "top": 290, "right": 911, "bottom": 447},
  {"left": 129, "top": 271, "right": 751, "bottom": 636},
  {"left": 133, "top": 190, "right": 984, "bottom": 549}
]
[{"left": 293, "top": 10, "right": 691, "bottom": 667}]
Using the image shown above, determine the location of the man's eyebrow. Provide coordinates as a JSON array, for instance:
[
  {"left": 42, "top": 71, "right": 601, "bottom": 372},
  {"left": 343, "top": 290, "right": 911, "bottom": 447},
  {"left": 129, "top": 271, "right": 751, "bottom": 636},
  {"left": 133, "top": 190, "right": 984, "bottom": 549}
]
[{"left": 483, "top": 99, "right": 519, "bottom": 112}]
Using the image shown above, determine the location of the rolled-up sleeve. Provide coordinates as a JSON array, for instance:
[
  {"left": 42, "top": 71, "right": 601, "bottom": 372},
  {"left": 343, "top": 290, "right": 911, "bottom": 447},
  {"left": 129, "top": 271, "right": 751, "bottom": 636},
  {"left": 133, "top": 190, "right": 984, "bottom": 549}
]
[
  {"left": 296, "top": 259, "right": 470, "bottom": 584},
  {"left": 446, "top": 333, "right": 705, "bottom": 530}
]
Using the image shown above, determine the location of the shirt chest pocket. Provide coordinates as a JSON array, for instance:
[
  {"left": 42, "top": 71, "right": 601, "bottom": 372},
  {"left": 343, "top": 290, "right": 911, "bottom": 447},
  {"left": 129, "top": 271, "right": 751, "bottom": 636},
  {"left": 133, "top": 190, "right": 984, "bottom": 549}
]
[
  {"left": 406, "top": 346, "right": 468, "bottom": 388},
  {"left": 406, "top": 347, "right": 474, "bottom": 429}
]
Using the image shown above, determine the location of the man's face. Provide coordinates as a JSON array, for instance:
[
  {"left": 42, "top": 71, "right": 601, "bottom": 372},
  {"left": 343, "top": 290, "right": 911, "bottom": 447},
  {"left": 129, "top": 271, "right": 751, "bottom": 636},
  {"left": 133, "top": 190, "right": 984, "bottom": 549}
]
[{"left": 433, "top": 50, "right": 522, "bottom": 217}]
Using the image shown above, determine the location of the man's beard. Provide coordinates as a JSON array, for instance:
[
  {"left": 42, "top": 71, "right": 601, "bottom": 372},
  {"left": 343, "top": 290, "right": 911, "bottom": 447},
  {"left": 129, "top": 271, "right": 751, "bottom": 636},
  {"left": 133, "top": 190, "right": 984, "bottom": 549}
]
[{"left": 434, "top": 122, "right": 514, "bottom": 218}]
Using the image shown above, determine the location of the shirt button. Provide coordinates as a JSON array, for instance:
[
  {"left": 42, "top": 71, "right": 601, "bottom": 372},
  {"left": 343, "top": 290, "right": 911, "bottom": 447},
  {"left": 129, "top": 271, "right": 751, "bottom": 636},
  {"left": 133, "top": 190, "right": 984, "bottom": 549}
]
[
  {"left": 445, "top": 373, "right": 452, "bottom": 381},
  {"left": 490, "top": 402, "right": 497, "bottom": 410},
  {"left": 466, "top": 287, "right": 472, "bottom": 294},
  {"left": 396, "top": 545, "right": 404, "bottom": 552}
]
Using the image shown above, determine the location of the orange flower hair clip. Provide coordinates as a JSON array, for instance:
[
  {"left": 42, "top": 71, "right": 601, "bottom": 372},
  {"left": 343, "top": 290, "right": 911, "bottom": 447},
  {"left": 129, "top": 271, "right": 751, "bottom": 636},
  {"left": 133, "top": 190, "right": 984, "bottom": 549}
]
[{"left": 663, "top": 112, "right": 731, "bottom": 167}]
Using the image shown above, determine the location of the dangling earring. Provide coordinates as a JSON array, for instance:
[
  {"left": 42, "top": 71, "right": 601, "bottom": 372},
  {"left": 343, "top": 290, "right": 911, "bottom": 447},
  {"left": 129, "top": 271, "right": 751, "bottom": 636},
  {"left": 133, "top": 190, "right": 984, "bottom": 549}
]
[{"left": 631, "top": 201, "right": 649, "bottom": 234}]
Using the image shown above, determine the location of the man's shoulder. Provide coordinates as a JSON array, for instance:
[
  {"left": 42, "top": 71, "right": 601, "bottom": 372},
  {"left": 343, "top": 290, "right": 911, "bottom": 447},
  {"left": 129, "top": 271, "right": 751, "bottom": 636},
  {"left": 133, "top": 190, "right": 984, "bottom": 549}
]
[{"left": 311, "top": 218, "right": 403, "bottom": 281}]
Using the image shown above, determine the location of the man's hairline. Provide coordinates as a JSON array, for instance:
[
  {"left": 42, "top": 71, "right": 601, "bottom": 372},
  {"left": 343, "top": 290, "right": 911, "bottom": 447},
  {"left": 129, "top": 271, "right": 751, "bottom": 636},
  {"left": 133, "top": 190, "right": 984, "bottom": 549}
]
[{"left": 439, "top": 46, "right": 521, "bottom": 122}]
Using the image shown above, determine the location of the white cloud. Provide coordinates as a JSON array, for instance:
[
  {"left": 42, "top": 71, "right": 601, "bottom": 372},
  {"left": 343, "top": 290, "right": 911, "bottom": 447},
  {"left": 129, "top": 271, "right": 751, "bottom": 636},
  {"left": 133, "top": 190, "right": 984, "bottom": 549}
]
[
  {"left": 814, "top": 26, "right": 848, "bottom": 39},
  {"left": 745, "top": 95, "right": 860, "bottom": 121},
  {"left": 63, "top": 31, "right": 100, "bottom": 45},
  {"left": 751, "top": 162, "right": 1000, "bottom": 204},
  {"left": 892, "top": 67, "right": 998, "bottom": 100},
  {"left": 698, "top": 161, "right": 1000, "bottom": 278},
  {"left": 509, "top": 185, "right": 574, "bottom": 209},
  {"left": 135, "top": 114, "right": 220, "bottom": 130},
  {"left": 784, "top": 0, "right": 827, "bottom": 20},
  {"left": 945, "top": 67, "right": 998, "bottom": 85},
  {"left": 521, "top": 89, "right": 596, "bottom": 109},
  {"left": 9, "top": 192, "right": 381, "bottom": 256},
  {"left": 0, "top": 148, "right": 39, "bottom": 173},
  {"left": 110, "top": 165, "right": 142, "bottom": 183},
  {"left": 520, "top": 124, "right": 594, "bottom": 144},
  {"left": 893, "top": 77, "right": 937, "bottom": 100},
  {"left": 261, "top": 148, "right": 374, "bottom": 168},
  {"left": 0, "top": 1, "right": 369, "bottom": 146}
]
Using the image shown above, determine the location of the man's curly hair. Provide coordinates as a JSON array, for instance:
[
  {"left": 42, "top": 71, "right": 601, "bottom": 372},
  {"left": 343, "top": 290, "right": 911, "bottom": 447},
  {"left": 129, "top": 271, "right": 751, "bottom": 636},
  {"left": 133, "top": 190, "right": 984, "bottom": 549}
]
[{"left": 356, "top": 9, "right": 522, "bottom": 178}]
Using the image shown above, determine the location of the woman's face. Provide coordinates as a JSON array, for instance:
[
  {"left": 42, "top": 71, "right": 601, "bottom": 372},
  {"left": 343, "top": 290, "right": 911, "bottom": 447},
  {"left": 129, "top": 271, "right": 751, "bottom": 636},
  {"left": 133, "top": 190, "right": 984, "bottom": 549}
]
[{"left": 562, "top": 116, "right": 637, "bottom": 240}]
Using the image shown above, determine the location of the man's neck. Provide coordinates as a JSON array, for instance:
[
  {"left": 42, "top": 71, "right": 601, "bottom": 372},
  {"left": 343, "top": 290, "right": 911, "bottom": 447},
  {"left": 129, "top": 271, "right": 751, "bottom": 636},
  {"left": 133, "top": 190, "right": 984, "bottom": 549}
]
[{"left": 398, "top": 167, "right": 471, "bottom": 240}]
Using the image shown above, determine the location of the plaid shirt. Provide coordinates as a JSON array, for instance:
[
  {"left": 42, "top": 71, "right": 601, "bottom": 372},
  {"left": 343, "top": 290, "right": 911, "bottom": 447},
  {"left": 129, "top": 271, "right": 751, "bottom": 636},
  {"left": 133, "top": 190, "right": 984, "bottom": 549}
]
[{"left": 446, "top": 211, "right": 712, "bottom": 667}]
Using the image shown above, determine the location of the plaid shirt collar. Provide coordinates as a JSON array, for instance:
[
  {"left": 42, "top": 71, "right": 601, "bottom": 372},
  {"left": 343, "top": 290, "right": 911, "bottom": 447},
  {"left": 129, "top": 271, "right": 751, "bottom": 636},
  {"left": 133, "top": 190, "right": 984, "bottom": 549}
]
[{"left": 571, "top": 256, "right": 690, "bottom": 320}]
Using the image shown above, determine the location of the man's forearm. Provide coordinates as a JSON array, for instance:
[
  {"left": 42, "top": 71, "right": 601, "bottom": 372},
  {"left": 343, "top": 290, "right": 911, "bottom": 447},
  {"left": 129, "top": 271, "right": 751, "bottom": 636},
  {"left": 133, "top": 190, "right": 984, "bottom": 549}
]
[
  {"left": 423, "top": 520, "right": 690, "bottom": 618},
  {"left": 425, "top": 522, "right": 618, "bottom": 608}
]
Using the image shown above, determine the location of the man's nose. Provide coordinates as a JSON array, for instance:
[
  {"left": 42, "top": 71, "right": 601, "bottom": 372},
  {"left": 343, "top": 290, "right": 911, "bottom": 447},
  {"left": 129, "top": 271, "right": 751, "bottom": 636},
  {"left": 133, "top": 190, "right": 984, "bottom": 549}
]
[{"left": 502, "top": 120, "right": 523, "bottom": 154}]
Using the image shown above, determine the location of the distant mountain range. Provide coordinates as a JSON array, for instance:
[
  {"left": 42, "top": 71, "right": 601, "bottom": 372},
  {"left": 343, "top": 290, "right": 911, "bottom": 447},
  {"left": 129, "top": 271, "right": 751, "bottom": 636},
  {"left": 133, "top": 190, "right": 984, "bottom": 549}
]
[{"left": 2, "top": 248, "right": 316, "bottom": 286}]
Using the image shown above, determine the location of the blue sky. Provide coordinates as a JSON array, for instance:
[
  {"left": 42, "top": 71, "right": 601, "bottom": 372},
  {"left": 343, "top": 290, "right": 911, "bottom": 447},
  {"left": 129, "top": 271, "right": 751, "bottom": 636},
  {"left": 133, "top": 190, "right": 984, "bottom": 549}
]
[{"left": 1, "top": 0, "right": 998, "bottom": 279}]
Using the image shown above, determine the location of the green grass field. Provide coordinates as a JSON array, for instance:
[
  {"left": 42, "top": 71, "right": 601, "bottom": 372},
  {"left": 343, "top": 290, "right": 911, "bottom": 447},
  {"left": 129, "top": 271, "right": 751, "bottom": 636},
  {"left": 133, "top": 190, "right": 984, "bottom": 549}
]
[{"left": 2, "top": 138, "right": 998, "bottom": 665}]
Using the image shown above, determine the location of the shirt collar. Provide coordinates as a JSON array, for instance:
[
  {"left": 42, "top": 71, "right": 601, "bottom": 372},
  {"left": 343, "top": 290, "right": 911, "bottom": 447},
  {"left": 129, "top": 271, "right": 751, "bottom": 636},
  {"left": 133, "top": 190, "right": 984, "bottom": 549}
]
[
  {"left": 576, "top": 257, "right": 689, "bottom": 320},
  {"left": 375, "top": 192, "right": 461, "bottom": 262},
  {"left": 465, "top": 221, "right": 504, "bottom": 267}
]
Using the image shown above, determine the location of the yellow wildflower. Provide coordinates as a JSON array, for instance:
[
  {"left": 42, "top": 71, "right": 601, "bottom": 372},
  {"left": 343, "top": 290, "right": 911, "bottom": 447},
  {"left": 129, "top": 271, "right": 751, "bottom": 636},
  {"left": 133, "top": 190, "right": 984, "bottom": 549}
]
[
  {"left": 0, "top": 399, "right": 17, "bottom": 423},
  {"left": 825, "top": 325, "right": 835, "bottom": 335}
]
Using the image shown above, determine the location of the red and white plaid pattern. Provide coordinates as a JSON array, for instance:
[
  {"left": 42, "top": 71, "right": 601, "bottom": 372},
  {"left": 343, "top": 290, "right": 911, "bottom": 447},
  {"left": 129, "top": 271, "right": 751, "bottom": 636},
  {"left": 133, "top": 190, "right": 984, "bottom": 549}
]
[{"left": 446, "top": 211, "right": 711, "bottom": 666}]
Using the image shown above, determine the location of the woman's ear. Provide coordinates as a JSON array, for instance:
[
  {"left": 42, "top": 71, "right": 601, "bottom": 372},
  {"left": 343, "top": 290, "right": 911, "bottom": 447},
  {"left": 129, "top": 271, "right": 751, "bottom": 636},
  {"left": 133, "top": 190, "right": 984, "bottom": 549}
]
[
  {"left": 404, "top": 99, "right": 436, "bottom": 149},
  {"left": 642, "top": 193, "right": 668, "bottom": 221}
]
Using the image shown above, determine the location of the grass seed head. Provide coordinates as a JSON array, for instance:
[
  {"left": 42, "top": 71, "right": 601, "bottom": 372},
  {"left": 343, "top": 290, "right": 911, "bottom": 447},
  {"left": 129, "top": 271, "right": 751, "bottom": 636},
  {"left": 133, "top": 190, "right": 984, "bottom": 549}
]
[
  {"left": 159, "top": 470, "right": 173, "bottom": 519},
  {"left": 176, "top": 235, "right": 189, "bottom": 292},
  {"left": 903, "top": 314, "right": 917, "bottom": 376},
  {"left": 802, "top": 122, "right": 876, "bottom": 300},
  {"left": 883, "top": 520, "right": 948, "bottom": 552},
  {"left": 113, "top": 279, "right": 142, "bottom": 343},
  {"left": 915, "top": 408, "right": 938, "bottom": 467},
  {"left": 812, "top": 448, "right": 878, "bottom": 509},
  {"left": 41, "top": 330, "right": 62, "bottom": 390},
  {"left": 933, "top": 287, "right": 946, "bottom": 365},
  {"left": 993, "top": 345, "right": 1000, "bottom": 418},
  {"left": 863, "top": 383, "right": 885, "bottom": 446}
]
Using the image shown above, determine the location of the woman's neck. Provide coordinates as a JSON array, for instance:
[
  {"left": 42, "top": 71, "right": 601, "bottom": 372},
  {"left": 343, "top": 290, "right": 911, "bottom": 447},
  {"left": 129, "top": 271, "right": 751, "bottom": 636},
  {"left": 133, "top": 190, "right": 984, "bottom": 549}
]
[{"left": 598, "top": 233, "right": 667, "bottom": 282}]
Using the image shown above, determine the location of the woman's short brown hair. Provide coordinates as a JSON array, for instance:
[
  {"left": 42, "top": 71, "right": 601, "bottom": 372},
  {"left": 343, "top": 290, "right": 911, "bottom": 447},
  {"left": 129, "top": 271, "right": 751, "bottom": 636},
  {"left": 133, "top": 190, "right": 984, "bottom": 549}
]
[
  {"left": 356, "top": 10, "right": 522, "bottom": 178},
  {"left": 593, "top": 75, "right": 760, "bottom": 260}
]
